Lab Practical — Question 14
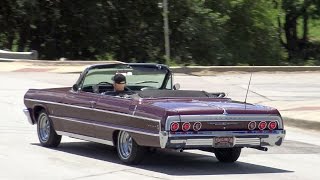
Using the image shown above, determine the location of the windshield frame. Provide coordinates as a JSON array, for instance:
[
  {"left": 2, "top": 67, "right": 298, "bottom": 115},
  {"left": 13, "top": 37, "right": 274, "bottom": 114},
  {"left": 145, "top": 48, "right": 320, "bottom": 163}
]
[{"left": 75, "top": 63, "right": 173, "bottom": 92}]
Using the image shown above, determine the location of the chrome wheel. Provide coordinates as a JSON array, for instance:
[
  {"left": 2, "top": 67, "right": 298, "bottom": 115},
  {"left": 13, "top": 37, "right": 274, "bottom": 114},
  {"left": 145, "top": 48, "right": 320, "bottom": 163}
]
[
  {"left": 37, "top": 111, "right": 61, "bottom": 147},
  {"left": 39, "top": 114, "right": 50, "bottom": 142},
  {"left": 118, "top": 131, "right": 133, "bottom": 160}
]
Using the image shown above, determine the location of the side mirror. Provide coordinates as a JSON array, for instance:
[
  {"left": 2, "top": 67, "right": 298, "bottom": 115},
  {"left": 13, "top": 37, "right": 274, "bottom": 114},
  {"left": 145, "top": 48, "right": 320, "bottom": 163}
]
[
  {"left": 72, "top": 84, "right": 79, "bottom": 91},
  {"left": 173, "top": 83, "right": 180, "bottom": 90}
]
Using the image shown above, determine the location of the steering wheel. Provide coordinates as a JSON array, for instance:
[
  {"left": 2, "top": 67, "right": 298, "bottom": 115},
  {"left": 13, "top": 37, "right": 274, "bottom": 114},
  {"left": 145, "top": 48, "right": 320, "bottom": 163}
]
[
  {"left": 98, "top": 81, "right": 133, "bottom": 92},
  {"left": 97, "top": 81, "right": 113, "bottom": 86}
]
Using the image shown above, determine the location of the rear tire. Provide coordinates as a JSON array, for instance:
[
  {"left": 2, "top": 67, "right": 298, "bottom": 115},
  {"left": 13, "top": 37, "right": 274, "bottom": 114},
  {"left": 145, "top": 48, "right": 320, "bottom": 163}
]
[
  {"left": 37, "top": 111, "right": 61, "bottom": 147},
  {"left": 116, "top": 131, "right": 146, "bottom": 164},
  {"left": 214, "top": 147, "right": 241, "bottom": 162}
]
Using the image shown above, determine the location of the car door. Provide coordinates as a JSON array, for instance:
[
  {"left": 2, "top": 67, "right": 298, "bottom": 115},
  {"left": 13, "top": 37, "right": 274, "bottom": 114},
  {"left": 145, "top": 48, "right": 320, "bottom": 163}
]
[
  {"left": 93, "top": 95, "right": 134, "bottom": 141},
  {"left": 59, "top": 90, "right": 100, "bottom": 137}
]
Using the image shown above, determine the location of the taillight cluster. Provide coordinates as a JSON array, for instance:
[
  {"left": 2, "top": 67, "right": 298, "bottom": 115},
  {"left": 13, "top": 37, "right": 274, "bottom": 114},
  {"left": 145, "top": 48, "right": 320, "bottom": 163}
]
[
  {"left": 248, "top": 121, "right": 277, "bottom": 130},
  {"left": 170, "top": 122, "right": 179, "bottom": 131},
  {"left": 170, "top": 122, "right": 202, "bottom": 132}
]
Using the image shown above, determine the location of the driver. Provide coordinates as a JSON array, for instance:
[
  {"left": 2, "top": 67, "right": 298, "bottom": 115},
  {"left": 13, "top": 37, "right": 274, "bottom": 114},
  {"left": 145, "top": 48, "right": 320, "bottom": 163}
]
[{"left": 112, "top": 73, "right": 127, "bottom": 94}]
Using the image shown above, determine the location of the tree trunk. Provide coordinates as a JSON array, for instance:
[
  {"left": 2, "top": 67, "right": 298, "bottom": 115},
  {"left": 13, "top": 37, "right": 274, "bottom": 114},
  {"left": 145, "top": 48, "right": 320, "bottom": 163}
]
[
  {"left": 284, "top": 13, "right": 299, "bottom": 61},
  {"left": 5, "top": 32, "right": 14, "bottom": 50},
  {"left": 18, "top": 27, "right": 28, "bottom": 52}
]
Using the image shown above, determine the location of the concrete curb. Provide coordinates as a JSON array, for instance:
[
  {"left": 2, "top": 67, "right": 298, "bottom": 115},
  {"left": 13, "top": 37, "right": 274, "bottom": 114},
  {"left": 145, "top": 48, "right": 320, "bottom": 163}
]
[
  {"left": 0, "top": 50, "right": 38, "bottom": 60},
  {"left": 283, "top": 117, "right": 320, "bottom": 131}
]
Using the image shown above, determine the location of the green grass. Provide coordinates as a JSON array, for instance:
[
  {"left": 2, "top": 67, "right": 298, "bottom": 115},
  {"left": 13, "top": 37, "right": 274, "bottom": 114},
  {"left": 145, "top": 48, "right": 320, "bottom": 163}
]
[
  {"left": 308, "top": 19, "right": 320, "bottom": 41},
  {"left": 298, "top": 18, "right": 320, "bottom": 42}
]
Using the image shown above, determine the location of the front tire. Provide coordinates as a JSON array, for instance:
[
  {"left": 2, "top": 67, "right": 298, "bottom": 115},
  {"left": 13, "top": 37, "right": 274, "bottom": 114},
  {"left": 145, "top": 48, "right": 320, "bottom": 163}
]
[
  {"left": 214, "top": 147, "right": 241, "bottom": 162},
  {"left": 37, "top": 111, "right": 61, "bottom": 147},
  {"left": 116, "top": 131, "right": 146, "bottom": 164}
]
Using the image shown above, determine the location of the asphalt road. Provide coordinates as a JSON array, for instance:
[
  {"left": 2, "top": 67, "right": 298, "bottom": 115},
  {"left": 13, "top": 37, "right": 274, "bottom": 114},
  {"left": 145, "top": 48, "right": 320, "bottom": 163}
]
[{"left": 0, "top": 72, "right": 320, "bottom": 180}]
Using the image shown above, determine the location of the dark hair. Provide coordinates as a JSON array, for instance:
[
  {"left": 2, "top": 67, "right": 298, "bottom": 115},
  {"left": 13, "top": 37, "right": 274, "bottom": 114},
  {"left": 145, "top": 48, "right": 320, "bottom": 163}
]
[{"left": 112, "top": 74, "right": 126, "bottom": 84}]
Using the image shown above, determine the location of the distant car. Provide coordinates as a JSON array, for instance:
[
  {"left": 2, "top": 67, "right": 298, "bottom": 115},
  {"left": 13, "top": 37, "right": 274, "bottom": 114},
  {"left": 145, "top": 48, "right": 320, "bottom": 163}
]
[{"left": 23, "top": 63, "right": 286, "bottom": 164}]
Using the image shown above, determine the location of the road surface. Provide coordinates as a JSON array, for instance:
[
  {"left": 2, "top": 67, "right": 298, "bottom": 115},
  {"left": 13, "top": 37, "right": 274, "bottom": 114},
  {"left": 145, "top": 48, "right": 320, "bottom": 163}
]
[{"left": 0, "top": 72, "right": 319, "bottom": 180}]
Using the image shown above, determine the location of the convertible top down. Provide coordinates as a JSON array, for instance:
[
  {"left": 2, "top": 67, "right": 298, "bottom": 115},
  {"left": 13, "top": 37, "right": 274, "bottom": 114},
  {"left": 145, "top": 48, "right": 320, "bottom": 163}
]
[{"left": 23, "top": 63, "right": 286, "bottom": 164}]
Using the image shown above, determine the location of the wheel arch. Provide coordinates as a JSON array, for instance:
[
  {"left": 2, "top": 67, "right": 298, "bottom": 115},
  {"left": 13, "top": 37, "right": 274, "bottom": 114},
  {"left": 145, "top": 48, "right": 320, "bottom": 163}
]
[
  {"left": 33, "top": 105, "right": 48, "bottom": 123},
  {"left": 112, "top": 130, "right": 120, "bottom": 146},
  {"left": 112, "top": 130, "right": 141, "bottom": 147}
]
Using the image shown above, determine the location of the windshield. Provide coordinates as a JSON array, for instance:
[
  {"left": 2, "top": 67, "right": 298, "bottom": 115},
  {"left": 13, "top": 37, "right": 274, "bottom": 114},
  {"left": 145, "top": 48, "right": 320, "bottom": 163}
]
[{"left": 81, "top": 64, "right": 171, "bottom": 91}]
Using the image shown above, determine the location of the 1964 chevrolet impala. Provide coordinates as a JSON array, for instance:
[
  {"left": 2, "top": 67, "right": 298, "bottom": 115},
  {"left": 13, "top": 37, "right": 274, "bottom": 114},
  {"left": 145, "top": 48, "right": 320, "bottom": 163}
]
[{"left": 23, "top": 63, "right": 286, "bottom": 164}]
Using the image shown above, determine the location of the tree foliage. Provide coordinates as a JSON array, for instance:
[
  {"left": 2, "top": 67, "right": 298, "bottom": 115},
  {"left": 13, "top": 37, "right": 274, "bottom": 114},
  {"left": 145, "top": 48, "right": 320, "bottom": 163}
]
[{"left": 0, "top": 0, "right": 319, "bottom": 65}]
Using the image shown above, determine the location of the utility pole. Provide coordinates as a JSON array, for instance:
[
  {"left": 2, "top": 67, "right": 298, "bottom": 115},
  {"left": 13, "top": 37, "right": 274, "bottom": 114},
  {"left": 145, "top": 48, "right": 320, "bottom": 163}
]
[{"left": 162, "top": 0, "right": 170, "bottom": 61}]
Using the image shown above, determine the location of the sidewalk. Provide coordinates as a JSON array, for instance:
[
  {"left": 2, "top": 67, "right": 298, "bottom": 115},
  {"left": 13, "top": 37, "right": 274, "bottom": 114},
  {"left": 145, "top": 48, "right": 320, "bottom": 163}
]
[
  {"left": 1, "top": 60, "right": 320, "bottom": 131},
  {"left": 256, "top": 100, "right": 320, "bottom": 131}
]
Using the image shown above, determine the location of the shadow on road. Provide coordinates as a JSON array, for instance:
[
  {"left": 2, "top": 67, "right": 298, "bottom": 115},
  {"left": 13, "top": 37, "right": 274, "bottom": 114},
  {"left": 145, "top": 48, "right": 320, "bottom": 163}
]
[{"left": 32, "top": 141, "right": 293, "bottom": 176}]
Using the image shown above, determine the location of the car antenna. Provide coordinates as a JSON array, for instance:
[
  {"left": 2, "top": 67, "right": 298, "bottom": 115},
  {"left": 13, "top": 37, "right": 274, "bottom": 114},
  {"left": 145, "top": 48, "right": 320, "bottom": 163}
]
[{"left": 244, "top": 67, "right": 253, "bottom": 110}]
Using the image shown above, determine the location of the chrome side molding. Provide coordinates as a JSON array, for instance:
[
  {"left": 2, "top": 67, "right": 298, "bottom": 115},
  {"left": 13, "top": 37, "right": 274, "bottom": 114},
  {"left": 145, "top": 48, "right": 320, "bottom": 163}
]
[{"left": 56, "top": 131, "right": 114, "bottom": 146}]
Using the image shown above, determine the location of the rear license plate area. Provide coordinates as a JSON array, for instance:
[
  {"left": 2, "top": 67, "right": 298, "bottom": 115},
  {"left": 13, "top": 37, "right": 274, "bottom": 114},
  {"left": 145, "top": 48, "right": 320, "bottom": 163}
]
[{"left": 213, "top": 137, "right": 234, "bottom": 148}]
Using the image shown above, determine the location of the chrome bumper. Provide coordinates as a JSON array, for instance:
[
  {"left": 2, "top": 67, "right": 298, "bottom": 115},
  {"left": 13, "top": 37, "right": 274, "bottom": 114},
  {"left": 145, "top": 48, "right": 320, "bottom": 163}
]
[
  {"left": 23, "top": 109, "right": 34, "bottom": 125},
  {"left": 160, "top": 130, "right": 286, "bottom": 149}
]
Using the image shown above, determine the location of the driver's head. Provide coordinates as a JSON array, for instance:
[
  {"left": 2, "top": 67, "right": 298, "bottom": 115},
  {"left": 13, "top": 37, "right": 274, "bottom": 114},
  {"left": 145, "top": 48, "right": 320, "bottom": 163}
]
[{"left": 112, "top": 74, "right": 126, "bottom": 92}]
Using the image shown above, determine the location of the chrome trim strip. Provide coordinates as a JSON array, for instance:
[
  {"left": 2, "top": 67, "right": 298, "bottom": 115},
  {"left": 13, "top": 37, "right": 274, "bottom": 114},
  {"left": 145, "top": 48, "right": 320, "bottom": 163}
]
[
  {"left": 23, "top": 109, "right": 34, "bottom": 125},
  {"left": 235, "top": 138, "right": 260, "bottom": 146},
  {"left": 180, "top": 114, "right": 282, "bottom": 122},
  {"left": 56, "top": 131, "right": 114, "bottom": 146},
  {"left": 168, "top": 130, "right": 285, "bottom": 137},
  {"left": 170, "top": 138, "right": 261, "bottom": 146},
  {"left": 168, "top": 135, "right": 284, "bottom": 147},
  {"left": 50, "top": 115, "right": 159, "bottom": 137},
  {"left": 25, "top": 98, "right": 160, "bottom": 123},
  {"left": 186, "top": 139, "right": 212, "bottom": 146},
  {"left": 166, "top": 114, "right": 283, "bottom": 131}
]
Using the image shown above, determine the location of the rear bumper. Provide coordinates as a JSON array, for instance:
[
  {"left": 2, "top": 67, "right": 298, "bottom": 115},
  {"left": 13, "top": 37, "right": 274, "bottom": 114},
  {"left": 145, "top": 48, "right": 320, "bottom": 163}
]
[
  {"left": 23, "top": 109, "right": 34, "bottom": 125},
  {"left": 160, "top": 130, "right": 286, "bottom": 149}
]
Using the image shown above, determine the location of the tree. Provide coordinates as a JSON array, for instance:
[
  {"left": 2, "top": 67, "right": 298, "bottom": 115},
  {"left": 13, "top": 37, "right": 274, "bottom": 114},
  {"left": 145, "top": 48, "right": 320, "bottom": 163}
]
[{"left": 276, "top": 0, "right": 320, "bottom": 62}]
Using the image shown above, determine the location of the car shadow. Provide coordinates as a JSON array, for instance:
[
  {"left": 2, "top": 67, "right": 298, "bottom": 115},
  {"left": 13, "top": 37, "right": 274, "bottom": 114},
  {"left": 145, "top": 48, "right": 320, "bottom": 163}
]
[{"left": 31, "top": 142, "right": 293, "bottom": 176}]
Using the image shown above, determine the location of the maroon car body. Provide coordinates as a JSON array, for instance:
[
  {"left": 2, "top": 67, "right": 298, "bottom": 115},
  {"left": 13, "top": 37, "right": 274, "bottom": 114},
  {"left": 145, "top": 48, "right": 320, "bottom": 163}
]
[{"left": 23, "top": 63, "right": 286, "bottom": 164}]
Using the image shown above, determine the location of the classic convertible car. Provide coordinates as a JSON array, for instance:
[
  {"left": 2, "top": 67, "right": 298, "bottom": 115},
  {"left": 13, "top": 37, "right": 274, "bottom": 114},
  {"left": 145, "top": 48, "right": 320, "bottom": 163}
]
[{"left": 23, "top": 63, "right": 286, "bottom": 164}]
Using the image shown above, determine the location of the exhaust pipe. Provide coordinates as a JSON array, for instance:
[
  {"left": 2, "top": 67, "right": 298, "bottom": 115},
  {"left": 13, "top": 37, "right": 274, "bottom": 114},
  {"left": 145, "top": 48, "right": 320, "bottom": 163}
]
[{"left": 251, "top": 147, "right": 268, "bottom": 151}]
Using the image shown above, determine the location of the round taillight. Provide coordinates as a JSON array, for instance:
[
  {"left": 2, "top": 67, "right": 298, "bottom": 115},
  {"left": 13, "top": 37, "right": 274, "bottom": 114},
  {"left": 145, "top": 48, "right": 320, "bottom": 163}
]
[
  {"left": 248, "top": 121, "right": 257, "bottom": 130},
  {"left": 170, "top": 122, "right": 179, "bottom": 131},
  {"left": 182, "top": 122, "right": 191, "bottom": 131},
  {"left": 268, "top": 121, "right": 277, "bottom": 130},
  {"left": 258, "top": 121, "right": 267, "bottom": 130},
  {"left": 193, "top": 122, "right": 202, "bottom": 131}
]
